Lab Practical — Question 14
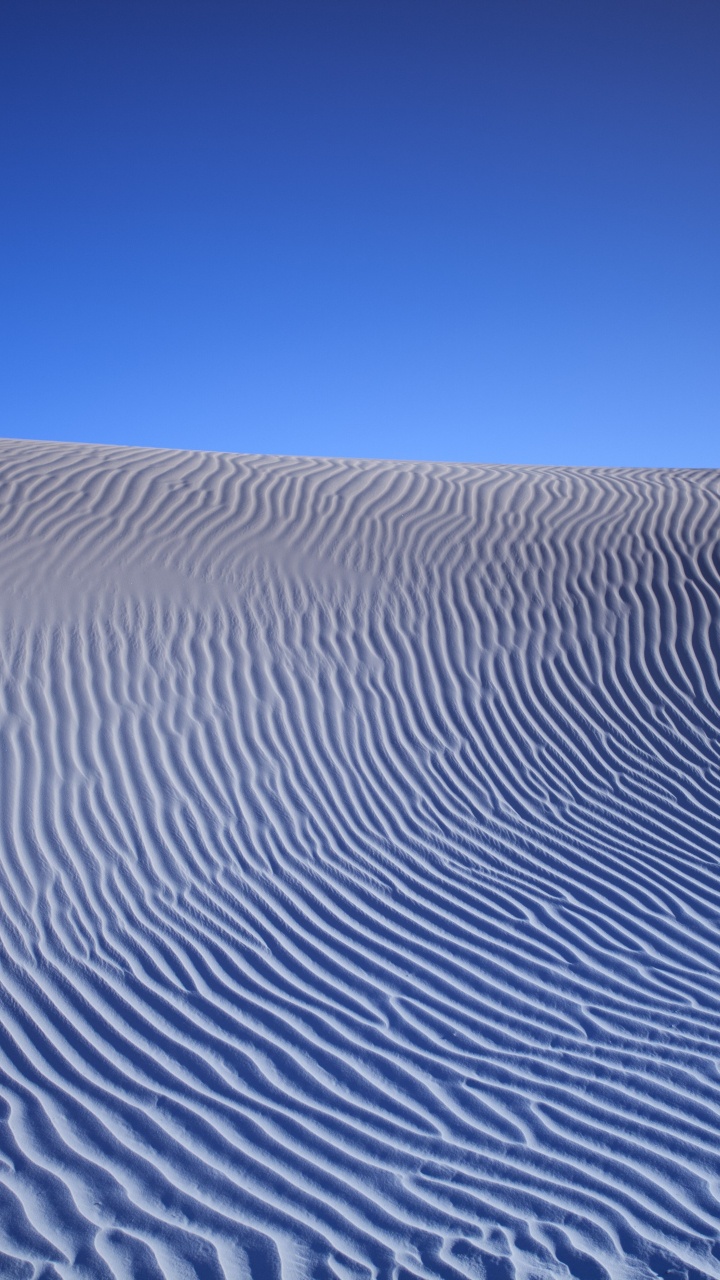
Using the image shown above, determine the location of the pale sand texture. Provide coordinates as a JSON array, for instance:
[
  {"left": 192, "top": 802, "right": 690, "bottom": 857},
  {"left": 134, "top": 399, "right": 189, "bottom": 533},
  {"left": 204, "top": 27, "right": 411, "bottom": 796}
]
[{"left": 1, "top": 439, "right": 720, "bottom": 1279}]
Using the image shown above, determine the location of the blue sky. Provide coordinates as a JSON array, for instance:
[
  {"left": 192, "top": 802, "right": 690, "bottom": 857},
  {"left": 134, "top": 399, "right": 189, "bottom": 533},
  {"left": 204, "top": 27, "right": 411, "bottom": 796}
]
[{"left": 1, "top": 1, "right": 719, "bottom": 468}]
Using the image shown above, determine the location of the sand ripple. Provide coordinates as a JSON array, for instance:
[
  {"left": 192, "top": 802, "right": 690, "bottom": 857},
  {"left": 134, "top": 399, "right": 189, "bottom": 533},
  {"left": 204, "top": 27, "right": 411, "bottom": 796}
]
[{"left": 0, "top": 440, "right": 719, "bottom": 1279}]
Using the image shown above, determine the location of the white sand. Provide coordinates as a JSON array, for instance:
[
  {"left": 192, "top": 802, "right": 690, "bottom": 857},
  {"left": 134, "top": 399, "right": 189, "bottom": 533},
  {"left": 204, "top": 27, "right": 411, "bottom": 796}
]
[{"left": 0, "top": 438, "right": 719, "bottom": 1280}]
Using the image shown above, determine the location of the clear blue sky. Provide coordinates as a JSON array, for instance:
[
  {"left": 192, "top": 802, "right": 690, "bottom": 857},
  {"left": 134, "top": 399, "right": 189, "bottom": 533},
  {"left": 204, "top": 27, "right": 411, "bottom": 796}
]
[{"left": 2, "top": 1, "right": 719, "bottom": 468}]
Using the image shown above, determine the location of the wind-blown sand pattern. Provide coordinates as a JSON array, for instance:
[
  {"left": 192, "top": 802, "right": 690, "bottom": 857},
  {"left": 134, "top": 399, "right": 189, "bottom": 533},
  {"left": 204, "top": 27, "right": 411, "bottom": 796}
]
[{"left": 1, "top": 439, "right": 720, "bottom": 1280}]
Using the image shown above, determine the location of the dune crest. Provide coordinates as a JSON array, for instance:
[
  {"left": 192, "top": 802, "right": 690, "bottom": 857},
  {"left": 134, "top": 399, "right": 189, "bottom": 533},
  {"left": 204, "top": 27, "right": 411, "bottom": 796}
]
[{"left": 1, "top": 439, "right": 720, "bottom": 1279}]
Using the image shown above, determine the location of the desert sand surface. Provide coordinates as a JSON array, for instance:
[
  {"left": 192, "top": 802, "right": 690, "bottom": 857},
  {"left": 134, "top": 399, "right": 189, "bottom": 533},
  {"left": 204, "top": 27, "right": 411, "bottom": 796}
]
[{"left": 1, "top": 438, "right": 720, "bottom": 1280}]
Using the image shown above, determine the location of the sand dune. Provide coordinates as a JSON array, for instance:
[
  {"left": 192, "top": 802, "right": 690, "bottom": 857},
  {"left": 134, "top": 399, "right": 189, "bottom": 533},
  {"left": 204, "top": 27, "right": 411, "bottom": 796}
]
[{"left": 0, "top": 438, "right": 720, "bottom": 1279}]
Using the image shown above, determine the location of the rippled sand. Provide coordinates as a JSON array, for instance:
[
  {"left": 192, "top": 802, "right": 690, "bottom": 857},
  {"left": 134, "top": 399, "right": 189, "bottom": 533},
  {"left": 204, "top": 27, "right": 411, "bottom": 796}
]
[{"left": 1, "top": 439, "right": 719, "bottom": 1280}]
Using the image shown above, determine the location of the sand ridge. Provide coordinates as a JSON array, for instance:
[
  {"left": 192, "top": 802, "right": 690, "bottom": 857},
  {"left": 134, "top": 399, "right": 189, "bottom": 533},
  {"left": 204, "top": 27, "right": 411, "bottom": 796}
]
[{"left": 0, "top": 439, "right": 719, "bottom": 1278}]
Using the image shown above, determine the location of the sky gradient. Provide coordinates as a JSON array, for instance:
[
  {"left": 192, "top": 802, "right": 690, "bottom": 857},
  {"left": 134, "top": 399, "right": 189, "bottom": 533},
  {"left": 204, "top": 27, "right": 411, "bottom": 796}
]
[{"left": 2, "top": 1, "right": 719, "bottom": 468}]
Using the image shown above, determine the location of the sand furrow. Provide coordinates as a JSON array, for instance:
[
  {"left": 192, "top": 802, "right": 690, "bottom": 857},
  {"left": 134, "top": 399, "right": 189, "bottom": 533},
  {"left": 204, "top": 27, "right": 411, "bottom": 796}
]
[{"left": 1, "top": 440, "right": 720, "bottom": 1278}]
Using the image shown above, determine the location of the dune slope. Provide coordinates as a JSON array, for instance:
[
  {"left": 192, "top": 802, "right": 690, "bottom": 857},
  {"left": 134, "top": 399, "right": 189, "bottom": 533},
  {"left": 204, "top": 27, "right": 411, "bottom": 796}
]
[{"left": 1, "top": 439, "right": 720, "bottom": 1280}]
